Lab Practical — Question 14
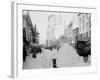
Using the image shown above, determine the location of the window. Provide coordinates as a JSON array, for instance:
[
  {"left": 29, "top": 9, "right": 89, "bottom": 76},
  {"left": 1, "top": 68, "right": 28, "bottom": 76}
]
[{"left": 83, "top": 25, "right": 84, "bottom": 30}]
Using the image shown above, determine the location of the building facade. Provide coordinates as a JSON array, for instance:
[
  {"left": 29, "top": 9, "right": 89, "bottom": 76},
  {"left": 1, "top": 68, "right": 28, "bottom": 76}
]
[
  {"left": 77, "top": 13, "right": 91, "bottom": 41},
  {"left": 23, "top": 11, "right": 39, "bottom": 54},
  {"left": 46, "top": 14, "right": 56, "bottom": 47}
]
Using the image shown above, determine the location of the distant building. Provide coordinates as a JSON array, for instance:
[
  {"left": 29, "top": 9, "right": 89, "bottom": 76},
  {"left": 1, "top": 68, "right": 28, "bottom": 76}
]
[
  {"left": 72, "top": 27, "right": 79, "bottom": 48},
  {"left": 64, "top": 22, "right": 73, "bottom": 44},
  {"left": 46, "top": 14, "right": 56, "bottom": 47}
]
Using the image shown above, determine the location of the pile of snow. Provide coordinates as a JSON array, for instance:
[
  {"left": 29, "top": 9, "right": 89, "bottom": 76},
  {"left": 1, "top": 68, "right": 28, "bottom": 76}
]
[{"left": 56, "top": 43, "right": 89, "bottom": 67}]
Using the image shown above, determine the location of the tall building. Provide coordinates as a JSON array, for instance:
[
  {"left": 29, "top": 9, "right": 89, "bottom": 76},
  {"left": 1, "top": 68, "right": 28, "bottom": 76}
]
[
  {"left": 77, "top": 13, "right": 91, "bottom": 41},
  {"left": 23, "top": 11, "right": 39, "bottom": 54},
  {"left": 46, "top": 14, "right": 56, "bottom": 47},
  {"left": 46, "top": 14, "right": 65, "bottom": 47}
]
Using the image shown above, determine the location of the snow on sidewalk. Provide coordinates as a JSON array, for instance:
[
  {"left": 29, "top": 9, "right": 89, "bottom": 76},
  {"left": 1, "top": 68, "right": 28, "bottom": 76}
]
[{"left": 56, "top": 43, "right": 90, "bottom": 67}]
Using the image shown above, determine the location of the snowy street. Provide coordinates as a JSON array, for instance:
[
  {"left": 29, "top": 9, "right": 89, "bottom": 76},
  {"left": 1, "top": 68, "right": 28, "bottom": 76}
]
[
  {"left": 23, "top": 43, "right": 90, "bottom": 69},
  {"left": 23, "top": 10, "right": 91, "bottom": 69}
]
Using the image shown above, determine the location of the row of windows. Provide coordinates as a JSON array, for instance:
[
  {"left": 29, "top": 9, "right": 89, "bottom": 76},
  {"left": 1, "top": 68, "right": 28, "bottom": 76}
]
[
  {"left": 79, "top": 14, "right": 90, "bottom": 25},
  {"left": 78, "top": 31, "right": 91, "bottom": 41},
  {"left": 79, "top": 22, "right": 90, "bottom": 33}
]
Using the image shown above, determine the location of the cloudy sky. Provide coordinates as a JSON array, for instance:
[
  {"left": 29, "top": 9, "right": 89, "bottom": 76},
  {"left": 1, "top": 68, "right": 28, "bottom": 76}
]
[{"left": 29, "top": 11, "right": 78, "bottom": 44}]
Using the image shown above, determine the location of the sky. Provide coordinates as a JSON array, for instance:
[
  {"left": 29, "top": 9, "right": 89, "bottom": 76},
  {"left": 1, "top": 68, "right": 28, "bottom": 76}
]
[{"left": 29, "top": 11, "right": 78, "bottom": 44}]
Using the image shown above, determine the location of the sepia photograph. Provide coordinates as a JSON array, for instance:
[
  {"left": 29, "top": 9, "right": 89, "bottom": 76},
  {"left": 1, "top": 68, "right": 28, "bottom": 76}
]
[{"left": 23, "top": 10, "right": 91, "bottom": 69}]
